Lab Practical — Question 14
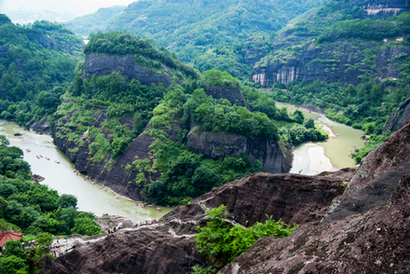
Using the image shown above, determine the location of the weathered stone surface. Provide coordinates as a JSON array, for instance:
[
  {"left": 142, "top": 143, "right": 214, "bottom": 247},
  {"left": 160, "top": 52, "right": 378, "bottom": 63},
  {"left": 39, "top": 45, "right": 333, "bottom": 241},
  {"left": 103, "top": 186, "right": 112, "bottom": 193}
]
[
  {"left": 41, "top": 168, "right": 353, "bottom": 274},
  {"left": 384, "top": 96, "right": 410, "bottom": 132},
  {"left": 205, "top": 86, "right": 246, "bottom": 107},
  {"left": 323, "top": 116, "right": 410, "bottom": 222},
  {"left": 187, "top": 129, "right": 293, "bottom": 173},
  {"left": 28, "top": 118, "right": 51, "bottom": 134},
  {"left": 41, "top": 224, "right": 206, "bottom": 274},
  {"left": 196, "top": 169, "right": 355, "bottom": 226},
  {"left": 219, "top": 114, "right": 410, "bottom": 274},
  {"left": 219, "top": 171, "right": 410, "bottom": 274},
  {"left": 251, "top": 43, "right": 410, "bottom": 86},
  {"left": 250, "top": 0, "right": 410, "bottom": 87},
  {"left": 85, "top": 53, "right": 173, "bottom": 87}
]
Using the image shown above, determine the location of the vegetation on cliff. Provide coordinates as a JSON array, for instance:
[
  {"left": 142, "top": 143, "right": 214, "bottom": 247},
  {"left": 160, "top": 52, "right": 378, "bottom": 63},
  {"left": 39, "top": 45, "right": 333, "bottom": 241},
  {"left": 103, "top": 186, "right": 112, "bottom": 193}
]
[
  {"left": 0, "top": 15, "right": 84, "bottom": 128},
  {"left": 83, "top": 31, "right": 198, "bottom": 80},
  {"left": 0, "top": 135, "right": 103, "bottom": 273},
  {"left": 194, "top": 205, "right": 298, "bottom": 273}
]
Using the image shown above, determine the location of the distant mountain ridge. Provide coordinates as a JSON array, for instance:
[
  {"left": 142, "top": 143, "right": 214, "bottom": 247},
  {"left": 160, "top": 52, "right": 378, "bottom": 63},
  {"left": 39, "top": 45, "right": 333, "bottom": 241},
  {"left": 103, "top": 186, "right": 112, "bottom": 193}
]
[{"left": 64, "top": 0, "right": 324, "bottom": 78}]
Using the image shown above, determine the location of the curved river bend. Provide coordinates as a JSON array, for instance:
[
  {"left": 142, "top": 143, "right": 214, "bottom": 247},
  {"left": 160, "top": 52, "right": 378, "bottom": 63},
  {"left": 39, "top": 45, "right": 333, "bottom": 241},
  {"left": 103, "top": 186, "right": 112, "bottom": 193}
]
[
  {"left": 0, "top": 120, "right": 173, "bottom": 222},
  {"left": 275, "top": 102, "right": 365, "bottom": 175}
]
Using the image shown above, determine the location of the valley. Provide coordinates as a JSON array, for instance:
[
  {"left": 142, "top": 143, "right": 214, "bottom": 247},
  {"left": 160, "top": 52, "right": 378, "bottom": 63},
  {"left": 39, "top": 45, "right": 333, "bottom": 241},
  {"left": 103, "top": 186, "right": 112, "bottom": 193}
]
[{"left": 0, "top": 0, "right": 409, "bottom": 273}]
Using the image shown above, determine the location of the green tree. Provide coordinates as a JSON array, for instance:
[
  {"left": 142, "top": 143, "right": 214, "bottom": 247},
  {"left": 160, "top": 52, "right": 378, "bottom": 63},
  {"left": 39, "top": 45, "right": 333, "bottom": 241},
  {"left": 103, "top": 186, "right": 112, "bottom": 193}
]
[
  {"left": 71, "top": 217, "right": 102, "bottom": 236},
  {"left": 0, "top": 255, "right": 28, "bottom": 274},
  {"left": 56, "top": 194, "right": 78, "bottom": 208},
  {"left": 3, "top": 240, "right": 26, "bottom": 259}
]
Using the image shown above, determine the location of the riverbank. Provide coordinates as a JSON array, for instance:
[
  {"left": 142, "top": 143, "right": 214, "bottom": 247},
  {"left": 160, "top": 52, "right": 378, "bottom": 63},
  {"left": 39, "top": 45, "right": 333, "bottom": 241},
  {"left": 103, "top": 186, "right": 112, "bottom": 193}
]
[
  {"left": 0, "top": 119, "right": 173, "bottom": 221},
  {"left": 275, "top": 101, "right": 366, "bottom": 173}
]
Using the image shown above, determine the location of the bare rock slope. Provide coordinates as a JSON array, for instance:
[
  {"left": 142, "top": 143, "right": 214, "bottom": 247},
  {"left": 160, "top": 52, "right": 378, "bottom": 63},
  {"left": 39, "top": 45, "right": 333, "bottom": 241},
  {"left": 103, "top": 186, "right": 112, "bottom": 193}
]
[{"left": 220, "top": 117, "right": 410, "bottom": 274}]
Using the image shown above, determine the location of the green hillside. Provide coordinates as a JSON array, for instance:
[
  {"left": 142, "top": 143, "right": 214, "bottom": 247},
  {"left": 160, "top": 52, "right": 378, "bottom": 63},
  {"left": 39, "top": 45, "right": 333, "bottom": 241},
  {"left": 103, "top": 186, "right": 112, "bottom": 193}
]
[
  {"left": 0, "top": 15, "right": 84, "bottom": 127},
  {"left": 250, "top": 1, "right": 410, "bottom": 162}
]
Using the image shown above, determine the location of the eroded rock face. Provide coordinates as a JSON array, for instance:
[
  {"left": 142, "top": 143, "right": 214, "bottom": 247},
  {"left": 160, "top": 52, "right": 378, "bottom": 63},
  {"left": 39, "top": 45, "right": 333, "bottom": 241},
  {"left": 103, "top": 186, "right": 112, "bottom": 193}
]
[
  {"left": 219, "top": 171, "right": 410, "bottom": 274},
  {"left": 323, "top": 116, "right": 410, "bottom": 222},
  {"left": 251, "top": 43, "right": 410, "bottom": 86},
  {"left": 187, "top": 130, "right": 292, "bottom": 173},
  {"left": 41, "top": 224, "right": 206, "bottom": 274},
  {"left": 42, "top": 168, "right": 353, "bottom": 274},
  {"left": 205, "top": 86, "right": 246, "bottom": 107},
  {"left": 85, "top": 53, "right": 173, "bottom": 87},
  {"left": 219, "top": 115, "right": 410, "bottom": 274},
  {"left": 384, "top": 97, "right": 410, "bottom": 132},
  {"left": 196, "top": 169, "right": 355, "bottom": 226}
]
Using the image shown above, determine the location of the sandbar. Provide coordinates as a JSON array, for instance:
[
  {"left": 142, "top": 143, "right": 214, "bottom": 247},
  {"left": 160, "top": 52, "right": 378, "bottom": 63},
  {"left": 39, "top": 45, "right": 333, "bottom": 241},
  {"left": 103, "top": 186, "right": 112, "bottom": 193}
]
[
  {"left": 308, "top": 145, "right": 333, "bottom": 172},
  {"left": 319, "top": 123, "right": 336, "bottom": 138}
]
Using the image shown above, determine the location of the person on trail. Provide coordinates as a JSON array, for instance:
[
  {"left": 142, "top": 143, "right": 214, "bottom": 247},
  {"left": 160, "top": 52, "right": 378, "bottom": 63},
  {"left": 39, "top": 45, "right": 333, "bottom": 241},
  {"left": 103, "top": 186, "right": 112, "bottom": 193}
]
[{"left": 246, "top": 220, "right": 249, "bottom": 227}]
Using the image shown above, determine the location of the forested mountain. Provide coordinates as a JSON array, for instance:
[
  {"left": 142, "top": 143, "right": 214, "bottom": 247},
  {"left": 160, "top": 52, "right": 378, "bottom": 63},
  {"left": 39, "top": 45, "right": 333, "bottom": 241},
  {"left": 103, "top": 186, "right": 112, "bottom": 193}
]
[
  {"left": 0, "top": 14, "right": 84, "bottom": 128},
  {"left": 51, "top": 31, "right": 327, "bottom": 206},
  {"left": 247, "top": 0, "right": 410, "bottom": 162},
  {"left": 64, "top": 0, "right": 324, "bottom": 79}
]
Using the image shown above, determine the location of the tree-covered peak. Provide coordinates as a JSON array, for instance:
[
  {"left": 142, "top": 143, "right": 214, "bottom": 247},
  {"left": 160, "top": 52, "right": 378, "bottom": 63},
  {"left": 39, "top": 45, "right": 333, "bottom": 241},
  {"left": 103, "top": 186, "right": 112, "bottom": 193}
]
[
  {"left": 0, "top": 14, "right": 12, "bottom": 26},
  {"left": 84, "top": 31, "right": 198, "bottom": 79}
]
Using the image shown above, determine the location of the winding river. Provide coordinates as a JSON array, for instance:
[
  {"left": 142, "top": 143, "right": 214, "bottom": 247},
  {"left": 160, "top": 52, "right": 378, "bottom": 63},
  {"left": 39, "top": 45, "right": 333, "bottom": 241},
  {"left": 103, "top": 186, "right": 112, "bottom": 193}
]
[
  {"left": 0, "top": 104, "right": 363, "bottom": 219},
  {"left": 275, "top": 102, "right": 366, "bottom": 175},
  {"left": 0, "top": 120, "right": 173, "bottom": 222}
]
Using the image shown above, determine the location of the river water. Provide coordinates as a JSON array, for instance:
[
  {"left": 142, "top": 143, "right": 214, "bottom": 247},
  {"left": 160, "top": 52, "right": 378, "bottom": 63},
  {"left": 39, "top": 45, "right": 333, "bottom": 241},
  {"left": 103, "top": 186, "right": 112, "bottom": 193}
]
[
  {"left": 275, "top": 102, "right": 365, "bottom": 175},
  {"left": 0, "top": 120, "right": 173, "bottom": 222}
]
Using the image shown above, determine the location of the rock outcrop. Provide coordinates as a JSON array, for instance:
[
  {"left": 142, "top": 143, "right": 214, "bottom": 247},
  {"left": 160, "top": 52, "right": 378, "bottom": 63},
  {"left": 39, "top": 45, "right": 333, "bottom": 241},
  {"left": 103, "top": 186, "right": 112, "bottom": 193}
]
[
  {"left": 42, "top": 168, "right": 354, "bottom": 274},
  {"left": 249, "top": 0, "right": 410, "bottom": 87},
  {"left": 219, "top": 117, "right": 410, "bottom": 274},
  {"left": 41, "top": 221, "right": 206, "bottom": 274},
  {"left": 205, "top": 86, "right": 246, "bottom": 107},
  {"left": 27, "top": 118, "right": 51, "bottom": 134},
  {"left": 383, "top": 96, "right": 410, "bottom": 132},
  {"left": 85, "top": 53, "right": 173, "bottom": 87},
  {"left": 251, "top": 42, "right": 410, "bottom": 86},
  {"left": 220, "top": 170, "right": 410, "bottom": 274},
  {"left": 187, "top": 129, "right": 292, "bottom": 173},
  {"left": 324, "top": 116, "right": 410, "bottom": 222}
]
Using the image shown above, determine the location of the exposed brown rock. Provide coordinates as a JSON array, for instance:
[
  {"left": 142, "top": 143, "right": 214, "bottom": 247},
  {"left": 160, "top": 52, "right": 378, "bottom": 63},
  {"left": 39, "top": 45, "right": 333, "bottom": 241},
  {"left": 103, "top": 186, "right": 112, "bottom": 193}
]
[
  {"left": 41, "top": 167, "right": 353, "bottom": 274},
  {"left": 41, "top": 224, "right": 206, "bottom": 274},
  {"left": 205, "top": 86, "right": 246, "bottom": 107},
  {"left": 195, "top": 168, "right": 355, "bottom": 226},
  {"left": 219, "top": 170, "right": 410, "bottom": 274},
  {"left": 324, "top": 116, "right": 410, "bottom": 222},
  {"left": 85, "top": 53, "right": 173, "bottom": 87},
  {"left": 218, "top": 113, "right": 410, "bottom": 274},
  {"left": 187, "top": 129, "right": 293, "bottom": 173},
  {"left": 384, "top": 96, "right": 410, "bottom": 133}
]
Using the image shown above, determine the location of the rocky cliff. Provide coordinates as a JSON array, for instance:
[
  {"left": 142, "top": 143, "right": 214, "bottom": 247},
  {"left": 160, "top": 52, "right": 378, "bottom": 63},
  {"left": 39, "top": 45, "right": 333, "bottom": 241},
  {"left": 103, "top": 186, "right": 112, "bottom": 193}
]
[
  {"left": 187, "top": 129, "right": 292, "bottom": 173},
  {"left": 85, "top": 53, "right": 173, "bottom": 87},
  {"left": 251, "top": 41, "right": 410, "bottom": 86},
  {"left": 205, "top": 86, "right": 246, "bottom": 107},
  {"left": 384, "top": 96, "right": 410, "bottom": 132},
  {"left": 41, "top": 167, "right": 354, "bottom": 274},
  {"left": 249, "top": 0, "right": 410, "bottom": 86},
  {"left": 219, "top": 117, "right": 410, "bottom": 274}
]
